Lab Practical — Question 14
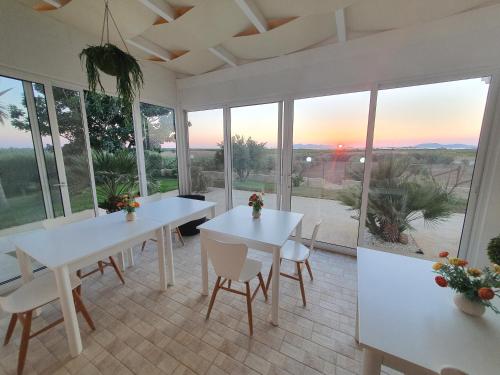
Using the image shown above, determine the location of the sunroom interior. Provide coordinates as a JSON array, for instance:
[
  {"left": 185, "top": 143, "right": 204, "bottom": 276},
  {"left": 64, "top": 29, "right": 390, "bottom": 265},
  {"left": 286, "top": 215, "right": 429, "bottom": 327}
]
[{"left": 0, "top": 1, "right": 499, "bottom": 375}]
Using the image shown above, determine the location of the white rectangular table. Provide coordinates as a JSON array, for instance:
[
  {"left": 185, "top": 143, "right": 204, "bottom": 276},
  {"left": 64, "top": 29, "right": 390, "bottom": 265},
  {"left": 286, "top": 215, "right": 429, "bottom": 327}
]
[
  {"left": 198, "top": 206, "right": 303, "bottom": 325},
  {"left": 137, "top": 197, "right": 216, "bottom": 286},
  {"left": 357, "top": 247, "right": 500, "bottom": 375},
  {"left": 11, "top": 197, "right": 215, "bottom": 358}
]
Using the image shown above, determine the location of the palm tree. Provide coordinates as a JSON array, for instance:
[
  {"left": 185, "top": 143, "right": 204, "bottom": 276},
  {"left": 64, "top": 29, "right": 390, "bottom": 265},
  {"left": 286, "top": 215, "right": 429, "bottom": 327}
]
[{"left": 338, "top": 157, "right": 453, "bottom": 243}]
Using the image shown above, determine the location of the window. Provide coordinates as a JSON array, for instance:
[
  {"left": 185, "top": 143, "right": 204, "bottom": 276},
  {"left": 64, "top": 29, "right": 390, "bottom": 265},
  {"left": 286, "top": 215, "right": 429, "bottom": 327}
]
[
  {"left": 230, "top": 103, "right": 281, "bottom": 209},
  {"left": 140, "top": 102, "right": 178, "bottom": 196},
  {"left": 364, "top": 78, "right": 490, "bottom": 259},
  {"left": 188, "top": 109, "right": 225, "bottom": 214},
  {"left": 292, "top": 92, "right": 370, "bottom": 248}
]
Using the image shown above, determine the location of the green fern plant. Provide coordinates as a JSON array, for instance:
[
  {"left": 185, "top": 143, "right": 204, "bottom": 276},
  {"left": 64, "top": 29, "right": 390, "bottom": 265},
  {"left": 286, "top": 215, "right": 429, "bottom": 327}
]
[{"left": 487, "top": 234, "right": 500, "bottom": 265}]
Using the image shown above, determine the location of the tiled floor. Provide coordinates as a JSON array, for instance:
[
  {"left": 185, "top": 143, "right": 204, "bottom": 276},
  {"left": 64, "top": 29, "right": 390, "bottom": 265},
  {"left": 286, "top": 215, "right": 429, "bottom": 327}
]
[{"left": 0, "top": 235, "right": 394, "bottom": 375}]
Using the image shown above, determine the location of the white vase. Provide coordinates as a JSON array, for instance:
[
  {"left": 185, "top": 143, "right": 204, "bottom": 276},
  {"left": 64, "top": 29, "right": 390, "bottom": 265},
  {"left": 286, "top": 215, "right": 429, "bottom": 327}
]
[
  {"left": 252, "top": 208, "right": 261, "bottom": 219},
  {"left": 453, "top": 293, "right": 485, "bottom": 317},
  {"left": 126, "top": 212, "right": 136, "bottom": 222}
]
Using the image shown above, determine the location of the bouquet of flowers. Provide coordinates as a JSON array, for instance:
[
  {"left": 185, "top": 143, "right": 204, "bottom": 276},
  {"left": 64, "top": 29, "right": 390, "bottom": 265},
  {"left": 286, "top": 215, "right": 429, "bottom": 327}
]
[
  {"left": 433, "top": 250, "right": 500, "bottom": 313},
  {"left": 116, "top": 194, "right": 140, "bottom": 213},
  {"left": 248, "top": 193, "right": 264, "bottom": 211}
]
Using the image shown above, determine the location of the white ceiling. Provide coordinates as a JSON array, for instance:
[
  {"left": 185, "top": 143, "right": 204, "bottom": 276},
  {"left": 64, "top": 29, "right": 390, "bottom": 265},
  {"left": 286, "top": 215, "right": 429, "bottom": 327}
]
[{"left": 19, "top": 0, "right": 500, "bottom": 77}]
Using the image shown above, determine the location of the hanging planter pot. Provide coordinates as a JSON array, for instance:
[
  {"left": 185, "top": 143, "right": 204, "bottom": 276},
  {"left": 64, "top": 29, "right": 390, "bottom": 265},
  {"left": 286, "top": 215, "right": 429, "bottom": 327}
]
[{"left": 79, "top": 1, "right": 143, "bottom": 107}]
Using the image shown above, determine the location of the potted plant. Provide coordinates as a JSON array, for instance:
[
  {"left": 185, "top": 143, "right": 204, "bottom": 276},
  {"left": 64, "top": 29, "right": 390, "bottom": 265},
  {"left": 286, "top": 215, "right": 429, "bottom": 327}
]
[
  {"left": 433, "top": 250, "right": 500, "bottom": 316},
  {"left": 248, "top": 193, "right": 264, "bottom": 219},
  {"left": 117, "top": 194, "right": 140, "bottom": 221},
  {"left": 79, "top": 0, "right": 143, "bottom": 107}
]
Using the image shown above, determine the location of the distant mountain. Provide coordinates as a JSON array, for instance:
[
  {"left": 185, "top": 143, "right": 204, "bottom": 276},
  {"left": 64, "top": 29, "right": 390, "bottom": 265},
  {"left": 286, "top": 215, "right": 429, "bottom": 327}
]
[
  {"left": 414, "top": 143, "right": 476, "bottom": 149},
  {"left": 293, "top": 144, "right": 332, "bottom": 150}
]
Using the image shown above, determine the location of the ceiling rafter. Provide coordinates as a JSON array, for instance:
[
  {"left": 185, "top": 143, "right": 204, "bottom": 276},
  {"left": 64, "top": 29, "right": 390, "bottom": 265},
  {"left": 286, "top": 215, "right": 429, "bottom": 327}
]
[
  {"left": 208, "top": 46, "right": 238, "bottom": 67},
  {"left": 127, "top": 36, "right": 174, "bottom": 61},
  {"left": 233, "top": 0, "right": 268, "bottom": 33},
  {"left": 136, "top": 0, "right": 193, "bottom": 25},
  {"left": 34, "top": 0, "right": 71, "bottom": 11},
  {"left": 335, "top": 8, "right": 347, "bottom": 43}
]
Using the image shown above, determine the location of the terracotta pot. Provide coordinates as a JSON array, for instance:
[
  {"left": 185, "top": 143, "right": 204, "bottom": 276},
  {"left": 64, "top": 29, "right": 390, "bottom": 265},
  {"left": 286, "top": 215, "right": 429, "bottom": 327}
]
[
  {"left": 252, "top": 208, "right": 261, "bottom": 219},
  {"left": 453, "top": 293, "right": 485, "bottom": 317},
  {"left": 126, "top": 212, "right": 136, "bottom": 222}
]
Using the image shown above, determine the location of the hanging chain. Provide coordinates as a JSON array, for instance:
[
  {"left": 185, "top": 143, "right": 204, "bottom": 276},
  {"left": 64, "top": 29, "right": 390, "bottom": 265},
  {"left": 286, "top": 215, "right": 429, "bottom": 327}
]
[{"left": 99, "top": 0, "right": 130, "bottom": 53}]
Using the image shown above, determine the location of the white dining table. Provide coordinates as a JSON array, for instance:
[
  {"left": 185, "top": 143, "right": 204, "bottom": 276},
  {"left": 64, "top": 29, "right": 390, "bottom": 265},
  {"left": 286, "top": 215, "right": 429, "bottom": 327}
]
[
  {"left": 357, "top": 247, "right": 500, "bottom": 375},
  {"left": 198, "top": 205, "right": 303, "bottom": 326},
  {"left": 10, "top": 196, "right": 215, "bottom": 358}
]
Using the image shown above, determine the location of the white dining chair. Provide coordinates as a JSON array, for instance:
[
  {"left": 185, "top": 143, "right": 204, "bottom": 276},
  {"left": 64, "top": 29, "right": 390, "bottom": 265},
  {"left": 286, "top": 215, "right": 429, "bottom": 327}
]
[
  {"left": 1, "top": 272, "right": 95, "bottom": 375},
  {"left": 205, "top": 238, "right": 267, "bottom": 336},
  {"left": 42, "top": 215, "right": 125, "bottom": 284},
  {"left": 266, "top": 220, "right": 321, "bottom": 306}
]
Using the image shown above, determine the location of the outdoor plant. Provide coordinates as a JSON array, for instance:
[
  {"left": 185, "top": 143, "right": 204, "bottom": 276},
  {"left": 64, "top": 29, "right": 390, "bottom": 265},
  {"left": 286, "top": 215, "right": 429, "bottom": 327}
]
[
  {"left": 433, "top": 251, "right": 500, "bottom": 313},
  {"left": 487, "top": 234, "right": 500, "bottom": 265},
  {"left": 338, "top": 157, "right": 453, "bottom": 243},
  {"left": 79, "top": 1, "right": 143, "bottom": 107}
]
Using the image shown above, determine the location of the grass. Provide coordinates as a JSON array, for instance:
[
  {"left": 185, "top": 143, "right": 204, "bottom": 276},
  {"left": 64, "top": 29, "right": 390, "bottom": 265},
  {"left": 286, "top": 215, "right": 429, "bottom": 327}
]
[{"left": 158, "top": 177, "right": 179, "bottom": 193}]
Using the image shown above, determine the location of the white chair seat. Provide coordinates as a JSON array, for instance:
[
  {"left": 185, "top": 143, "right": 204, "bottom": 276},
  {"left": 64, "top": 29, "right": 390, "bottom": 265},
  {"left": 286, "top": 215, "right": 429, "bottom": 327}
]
[
  {"left": 238, "top": 258, "right": 262, "bottom": 282},
  {"left": 281, "top": 240, "right": 310, "bottom": 262},
  {"left": 0, "top": 272, "right": 81, "bottom": 314}
]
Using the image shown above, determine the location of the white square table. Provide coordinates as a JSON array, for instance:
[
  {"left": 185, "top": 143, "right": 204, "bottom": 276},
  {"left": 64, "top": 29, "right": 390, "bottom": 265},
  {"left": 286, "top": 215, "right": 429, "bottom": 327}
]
[
  {"left": 357, "top": 247, "right": 500, "bottom": 375},
  {"left": 198, "top": 205, "right": 303, "bottom": 326}
]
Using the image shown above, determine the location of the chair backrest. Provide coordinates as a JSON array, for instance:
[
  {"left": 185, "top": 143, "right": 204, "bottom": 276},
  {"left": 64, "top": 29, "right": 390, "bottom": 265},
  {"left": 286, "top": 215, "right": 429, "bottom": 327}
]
[
  {"left": 309, "top": 220, "right": 322, "bottom": 250},
  {"left": 205, "top": 238, "right": 248, "bottom": 281},
  {"left": 441, "top": 368, "right": 468, "bottom": 375}
]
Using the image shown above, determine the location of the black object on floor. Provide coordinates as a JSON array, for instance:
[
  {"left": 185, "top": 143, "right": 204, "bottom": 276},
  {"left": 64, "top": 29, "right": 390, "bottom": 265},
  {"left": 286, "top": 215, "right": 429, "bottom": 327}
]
[{"left": 178, "top": 194, "right": 207, "bottom": 236}]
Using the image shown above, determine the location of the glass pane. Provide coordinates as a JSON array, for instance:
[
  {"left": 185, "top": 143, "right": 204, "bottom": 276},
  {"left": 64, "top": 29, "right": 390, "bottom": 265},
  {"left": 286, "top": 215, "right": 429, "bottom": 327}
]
[
  {"left": 188, "top": 109, "right": 225, "bottom": 215},
  {"left": 140, "top": 102, "right": 178, "bottom": 196},
  {"left": 231, "top": 103, "right": 280, "bottom": 209},
  {"left": 53, "top": 87, "right": 94, "bottom": 213},
  {"left": 85, "top": 91, "right": 138, "bottom": 212},
  {"left": 32, "top": 83, "right": 64, "bottom": 217},
  {"left": 365, "top": 78, "right": 490, "bottom": 259},
  {"left": 0, "top": 76, "right": 46, "bottom": 229},
  {"left": 292, "top": 92, "right": 370, "bottom": 248}
]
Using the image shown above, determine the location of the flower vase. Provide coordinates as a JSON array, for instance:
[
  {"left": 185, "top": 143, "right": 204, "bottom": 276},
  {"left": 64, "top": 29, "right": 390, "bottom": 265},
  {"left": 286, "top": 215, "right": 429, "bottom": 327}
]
[
  {"left": 252, "top": 208, "right": 261, "bottom": 219},
  {"left": 453, "top": 293, "right": 485, "bottom": 317},
  {"left": 126, "top": 212, "right": 136, "bottom": 222}
]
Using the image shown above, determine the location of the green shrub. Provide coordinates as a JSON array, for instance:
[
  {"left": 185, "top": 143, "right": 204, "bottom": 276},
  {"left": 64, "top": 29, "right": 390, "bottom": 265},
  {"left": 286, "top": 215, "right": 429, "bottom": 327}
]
[
  {"left": 487, "top": 235, "right": 500, "bottom": 265},
  {"left": 144, "top": 150, "right": 162, "bottom": 177}
]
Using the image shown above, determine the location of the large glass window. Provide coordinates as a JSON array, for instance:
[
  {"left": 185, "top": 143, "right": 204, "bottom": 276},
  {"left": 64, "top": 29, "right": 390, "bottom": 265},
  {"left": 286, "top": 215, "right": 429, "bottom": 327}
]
[
  {"left": 188, "top": 109, "right": 225, "bottom": 214},
  {"left": 292, "top": 92, "right": 370, "bottom": 248},
  {"left": 140, "top": 102, "right": 178, "bottom": 196},
  {"left": 53, "top": 87, "right": 94, "bottom": 213},
  {"left": 362, "top": 78, "right": 490, "bottom": 259},
  {"left": 85, "top": 91, "right": 138, "bottom": 212},
  {"left": 231, "top": 103, "right": 280, "bottom": 208}
]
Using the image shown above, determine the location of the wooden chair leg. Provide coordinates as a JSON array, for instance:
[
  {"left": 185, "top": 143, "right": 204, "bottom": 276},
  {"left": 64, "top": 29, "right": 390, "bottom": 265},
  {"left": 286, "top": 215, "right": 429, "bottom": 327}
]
[
  {"left": 228, "top": 280, "right": 231, "bottom": 288},
  {"left": 257, "top": 272, "right": 268, "bottom": 301},
  {"left": 18, "top": 311, "right": 32, "bottom": 375},
  {"left": 4, "top": 313, "right": 18, "bottom": 345},
  {"left": 76, "top": 270, "right": 82, "bottom": 294},
  {"left": 176, "top": 228, "right": 185, "bottom": 246},
  {"left": 97, "top": 261, "right": 105, "bottom": 275},
  {"left": 265, "top": 265, "right": 272, "bottom": 291},
  {"left": 72, "top": 290, "right": 95, "bottom": 330},
  {"left": 108, "top": 256, "right": 125, "bottom": 284},
  {"left": 305, "top": 259, "right": 313, "bottom": 281},
  {"left": 141, "top": 241, "right": 147, "bottom": 252},
  {"left": 296, "top": 262, "right": 306, "bottom": 306},
  {"left": 245, "top": 282, "right": 253, "bottom": 336},
  {"left": 206, "top": 276, "right": 221, "bottom": 320}
]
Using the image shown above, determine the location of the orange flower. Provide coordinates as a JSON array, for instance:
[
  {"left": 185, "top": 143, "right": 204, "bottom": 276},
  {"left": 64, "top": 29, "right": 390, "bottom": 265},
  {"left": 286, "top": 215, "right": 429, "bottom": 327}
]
[
  {"left": 116, "top": 202, "right": 124, "bottom": 208},
  {"left": 449, "top": 258, "right": 468, "bottom": 267},
  {"left": 467, "top": 268, "right": 482, "bottom": 277},
  {"left": 432, "top": 262, "right": 444, "bottom": 271},
  {"left": 130, "top": 201, "right": 140, "bottom": 208},
  {"left": 438, "top": 251, "right": 449, "bottom": 258},
  {"left": 435, "top": 276, "right": 448, "bottom": 287},
  {"left": 493, "top": 264, "right": 500, "bottom": 274},
  {"left": 478, "top": 287, "right": 495, "bottom": 300}
]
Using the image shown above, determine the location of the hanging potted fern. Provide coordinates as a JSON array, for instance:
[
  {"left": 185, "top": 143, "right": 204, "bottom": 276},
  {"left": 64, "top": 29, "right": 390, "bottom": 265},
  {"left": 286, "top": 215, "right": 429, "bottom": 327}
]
[{"left": 79, "top": 0, "right": 143, "bottom": 107}]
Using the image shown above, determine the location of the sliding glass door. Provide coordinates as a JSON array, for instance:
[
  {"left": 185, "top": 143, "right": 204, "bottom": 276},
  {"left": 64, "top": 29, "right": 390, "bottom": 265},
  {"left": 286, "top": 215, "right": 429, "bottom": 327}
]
[
  {"left": 363, "top": 78, "right": 490, "bottom": 259},
  {"left": 230, "top": 103, "right": 281, "bottom": 209},
  {"left": 291, "top": 92, "right": 371, "bottom": 248},
  {"left": 188, "top": 109, "right": 225, "bottom": 214}
]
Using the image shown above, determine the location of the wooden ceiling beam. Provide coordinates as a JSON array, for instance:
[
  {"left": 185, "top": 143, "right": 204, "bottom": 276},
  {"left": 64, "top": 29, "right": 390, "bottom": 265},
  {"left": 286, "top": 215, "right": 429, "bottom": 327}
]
[
  {"left": 208, "top": 46, "right": 238, "bottom": 67},
  {"left": 137, "top": 0, "right": 175, "bottom": 22},
  {"left": 233, "top": 0, "right": 268, "bottom": 33},
  {"left": 127, "top": 36, "right": 173, "bottom": 61},
  {"left": 234, "top": 17, "right": 297, "bottom": 37}
]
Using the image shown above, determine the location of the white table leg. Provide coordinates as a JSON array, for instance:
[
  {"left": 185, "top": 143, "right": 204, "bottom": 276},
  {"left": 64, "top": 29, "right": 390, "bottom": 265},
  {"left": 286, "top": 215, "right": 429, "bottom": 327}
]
[
  {"left": 295, "top": 220, "right": 302, "bottom": 241},
  {"left": 209, "top": 206, "right": 216, "bottom": 219},
  {"left": 271, "top": 246, "right": 280, "bottom": 326},
  {"left": 54, "top": 266, "right": 82, "bottom": 357},
  {"left": 156, "top": 227, "right": 167, "bottom": 291},
  {"left": 362, "top": 348, "right": 382, "bottom": 375},
  {"left": 355, "top": 303, "right": 359, "bottom": 343},
  {"left": 201, "top": 231, "right": 209, "bottom": 296},
  {"left": 118, "top": 251, "right": 127, "bottom": 271},
  {"left": 165, "top": 224, "right": 175, "bottom": 286},
  {"left": 126, "top": 248, "right": 135, "bottom": 267},
  {"left": 16, "top": 248, "right": 34, "bottom": 282}
]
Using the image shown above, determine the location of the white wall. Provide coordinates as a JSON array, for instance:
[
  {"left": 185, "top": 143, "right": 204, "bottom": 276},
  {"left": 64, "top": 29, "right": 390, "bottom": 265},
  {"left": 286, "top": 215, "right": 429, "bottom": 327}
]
[
  {"left": 178, "top": 4, "right": 500, "bottom": 266},
  {"left": 0, "top": 1, "right": 177, "bottom": 107}
]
